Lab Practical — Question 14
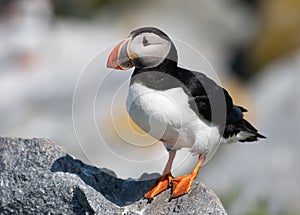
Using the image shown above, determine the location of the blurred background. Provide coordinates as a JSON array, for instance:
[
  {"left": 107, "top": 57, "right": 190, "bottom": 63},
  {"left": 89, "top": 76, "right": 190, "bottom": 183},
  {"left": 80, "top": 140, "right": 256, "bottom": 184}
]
[{"left": 1, "top": 0, "right": 300, "bottom": 214}]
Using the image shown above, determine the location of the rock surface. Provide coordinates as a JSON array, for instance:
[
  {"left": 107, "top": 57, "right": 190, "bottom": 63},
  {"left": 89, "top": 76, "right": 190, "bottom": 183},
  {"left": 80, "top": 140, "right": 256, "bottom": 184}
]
[{"left": 0, "top": 137, "right": 227, "bottom": 214}]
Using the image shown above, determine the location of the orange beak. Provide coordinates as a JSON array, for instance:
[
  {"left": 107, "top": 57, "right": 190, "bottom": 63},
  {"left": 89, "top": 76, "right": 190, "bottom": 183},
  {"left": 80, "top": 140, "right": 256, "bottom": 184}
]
[{"left": 107, "top": 38, "right": 134, "bottom": 70}]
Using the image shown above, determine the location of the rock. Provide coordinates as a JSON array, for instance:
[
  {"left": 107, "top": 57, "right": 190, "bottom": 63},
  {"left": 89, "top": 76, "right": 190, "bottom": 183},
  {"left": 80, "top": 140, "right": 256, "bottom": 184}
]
[{"left": 0, "top": 137, "right": 227, "bottom": 214}]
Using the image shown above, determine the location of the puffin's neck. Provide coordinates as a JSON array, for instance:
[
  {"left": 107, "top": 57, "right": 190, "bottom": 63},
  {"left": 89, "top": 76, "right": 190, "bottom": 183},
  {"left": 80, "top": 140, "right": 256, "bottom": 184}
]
[
  {"left": 130, "top": 58, "right": 179, "bottom": 90},
  {"left": 133, "top": 58, "right": 177, "bottom": 74}
]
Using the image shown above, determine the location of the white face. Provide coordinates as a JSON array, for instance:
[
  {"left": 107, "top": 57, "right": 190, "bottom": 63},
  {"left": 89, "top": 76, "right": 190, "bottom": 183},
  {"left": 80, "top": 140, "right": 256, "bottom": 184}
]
[{"left": 128, "top": 32, "right": 171, "bottom": 68}]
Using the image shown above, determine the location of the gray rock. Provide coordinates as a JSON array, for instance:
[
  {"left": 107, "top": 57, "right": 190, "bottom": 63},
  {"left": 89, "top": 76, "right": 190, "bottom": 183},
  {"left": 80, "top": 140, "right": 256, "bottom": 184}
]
[{"left": 0, "top": 137, "right": 227, "bottom": 214}]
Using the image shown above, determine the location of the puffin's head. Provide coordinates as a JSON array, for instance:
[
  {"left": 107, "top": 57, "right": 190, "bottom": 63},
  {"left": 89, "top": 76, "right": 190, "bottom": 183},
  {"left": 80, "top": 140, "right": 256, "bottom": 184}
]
[{"left": 107, "top": 27, "right": 177, "bottom": 70}]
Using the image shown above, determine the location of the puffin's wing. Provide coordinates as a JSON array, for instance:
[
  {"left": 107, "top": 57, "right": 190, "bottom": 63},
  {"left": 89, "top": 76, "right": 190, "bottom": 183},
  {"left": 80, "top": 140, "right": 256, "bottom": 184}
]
[
  {"left": 175, "top": 67, "right": 233, "bottom": 122},
  {"left": 175, "top": 67, "right": 266, "bottom": 142}
]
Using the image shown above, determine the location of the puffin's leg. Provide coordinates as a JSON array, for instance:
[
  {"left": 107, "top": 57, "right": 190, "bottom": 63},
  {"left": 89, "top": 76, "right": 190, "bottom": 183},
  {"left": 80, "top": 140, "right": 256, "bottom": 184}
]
[
  {"left": 171, "top": 155, "right": 204, "bottom": 199},
  {"left": 144, "top": 150, "right": 176, "bottom": 200}
]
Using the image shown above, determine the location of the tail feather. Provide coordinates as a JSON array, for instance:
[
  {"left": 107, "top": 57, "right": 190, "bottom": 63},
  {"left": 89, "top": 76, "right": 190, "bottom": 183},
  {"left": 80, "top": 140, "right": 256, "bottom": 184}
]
[
  {"left": 237, "top": 106, "right": 248, "bottom": 113},
  {"left": 223, "top": 119, "right": 266, "bottom": 143},
  {"left": 239, "top": 132, "right": 266, "bottom": 142}
]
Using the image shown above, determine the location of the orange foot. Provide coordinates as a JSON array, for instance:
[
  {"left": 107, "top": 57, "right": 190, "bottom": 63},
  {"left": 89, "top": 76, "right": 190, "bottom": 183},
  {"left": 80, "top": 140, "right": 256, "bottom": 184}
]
[
  {"left": 144, "top": 173, "right": 173, "bottom": 200},
  {"left": 171, "top": 173, "right": 197, "bottom": 199},
  {"left": 171, "top": 156, "right": 204, "bottom": 199}
]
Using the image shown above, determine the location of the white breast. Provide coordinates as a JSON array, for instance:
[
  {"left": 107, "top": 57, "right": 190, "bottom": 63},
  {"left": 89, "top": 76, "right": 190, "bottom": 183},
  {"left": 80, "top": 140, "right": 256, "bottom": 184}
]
[{"left": 126, "top": 82, "right": 221, "bottom": 156}]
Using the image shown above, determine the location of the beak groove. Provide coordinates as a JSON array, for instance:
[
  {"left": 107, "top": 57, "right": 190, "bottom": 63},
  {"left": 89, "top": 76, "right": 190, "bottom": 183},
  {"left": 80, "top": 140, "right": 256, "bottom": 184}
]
[{"left": 107, "top": 38, "right": 133, "bottom": 70}]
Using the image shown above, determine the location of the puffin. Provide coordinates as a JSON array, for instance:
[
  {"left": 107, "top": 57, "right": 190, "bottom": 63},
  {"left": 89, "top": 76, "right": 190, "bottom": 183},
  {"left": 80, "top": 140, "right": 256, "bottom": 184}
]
[{"left": 107, "top": 27, "right": 265, "bottom": 200}]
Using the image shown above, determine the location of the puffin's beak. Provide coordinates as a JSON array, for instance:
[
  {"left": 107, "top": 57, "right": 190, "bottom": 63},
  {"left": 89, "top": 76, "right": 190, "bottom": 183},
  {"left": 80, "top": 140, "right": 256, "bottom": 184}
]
[{"left": 107, "top": 38, "right": 135, "bottom": 70}]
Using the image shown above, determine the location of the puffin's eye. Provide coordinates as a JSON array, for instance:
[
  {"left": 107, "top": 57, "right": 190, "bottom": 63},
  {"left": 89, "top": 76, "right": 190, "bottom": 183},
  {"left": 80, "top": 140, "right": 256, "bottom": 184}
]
[{"left": 142, "top": 36, "right": 150, "bottom": 46}]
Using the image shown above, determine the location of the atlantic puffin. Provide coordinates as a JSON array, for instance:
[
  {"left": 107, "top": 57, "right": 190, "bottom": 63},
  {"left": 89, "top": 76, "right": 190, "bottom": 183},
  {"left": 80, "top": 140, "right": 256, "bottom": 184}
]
[{"left": 107, "top": 27, "right": 265, "bottom": 200}]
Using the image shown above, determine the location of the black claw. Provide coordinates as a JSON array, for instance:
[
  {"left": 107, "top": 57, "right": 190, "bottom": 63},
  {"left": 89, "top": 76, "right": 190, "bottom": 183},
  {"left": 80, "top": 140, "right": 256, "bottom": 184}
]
[{"left": 146, "top": 198, "right": 153, "bottom": 204}]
